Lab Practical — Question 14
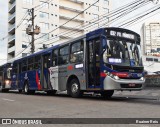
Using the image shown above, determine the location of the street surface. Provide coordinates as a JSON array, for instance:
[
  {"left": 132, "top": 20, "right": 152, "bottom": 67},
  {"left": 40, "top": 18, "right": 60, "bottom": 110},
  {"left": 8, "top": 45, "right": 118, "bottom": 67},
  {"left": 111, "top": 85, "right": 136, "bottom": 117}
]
[{"left": 0, "top": 87, "right": 160, "bottom": 127}]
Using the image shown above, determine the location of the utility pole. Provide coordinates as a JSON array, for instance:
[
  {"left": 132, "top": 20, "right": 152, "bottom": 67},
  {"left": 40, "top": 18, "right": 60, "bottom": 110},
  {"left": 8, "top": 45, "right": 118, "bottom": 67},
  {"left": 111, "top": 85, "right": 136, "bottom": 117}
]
[
  {"left": 26, "top": 8, "right": 40, "bottom": 54},
  {"left": 31, "top": 8, "right": 35, "bottom": 54}
]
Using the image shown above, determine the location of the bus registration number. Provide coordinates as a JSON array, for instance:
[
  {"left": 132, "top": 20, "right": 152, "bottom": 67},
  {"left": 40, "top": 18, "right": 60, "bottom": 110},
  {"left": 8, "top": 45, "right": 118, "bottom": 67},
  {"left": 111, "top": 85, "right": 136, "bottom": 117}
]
[{"left": 128, "top": 83, "right": 136, "bottom": 87}]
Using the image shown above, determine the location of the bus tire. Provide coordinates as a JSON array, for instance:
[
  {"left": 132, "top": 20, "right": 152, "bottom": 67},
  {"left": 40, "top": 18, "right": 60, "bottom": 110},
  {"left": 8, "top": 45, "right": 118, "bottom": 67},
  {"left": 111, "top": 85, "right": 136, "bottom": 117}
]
[
  {"left": 19, "top": 89, "right": 22, "bottom": 93},
  {"left": 30, "top": 90, "right": 35, "bottom": 94},
  {"left": 2, "top": 89, "right": 9, "bottom": 93},
  {"left": 23, "top": 82, "right": 32, "bottom": 94},
  {"left": 47, "top": 90, "right": 57, "bottom": 95},
  {"left": 101, "top": 90, "right": 114, "bottom": 99},
  {"left": 69, "top": 79, "right": 82, "bottom": 98},
  {"left": 1, "top": 89, "right": 5, "bottom": 92}
]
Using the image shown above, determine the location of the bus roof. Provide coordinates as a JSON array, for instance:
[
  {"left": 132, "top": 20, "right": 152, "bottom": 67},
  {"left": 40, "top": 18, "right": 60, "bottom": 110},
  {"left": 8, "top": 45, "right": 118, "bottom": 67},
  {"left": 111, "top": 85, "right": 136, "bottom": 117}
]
[{"left": 12, "top": 27, "right": 140, "bottom": 63}]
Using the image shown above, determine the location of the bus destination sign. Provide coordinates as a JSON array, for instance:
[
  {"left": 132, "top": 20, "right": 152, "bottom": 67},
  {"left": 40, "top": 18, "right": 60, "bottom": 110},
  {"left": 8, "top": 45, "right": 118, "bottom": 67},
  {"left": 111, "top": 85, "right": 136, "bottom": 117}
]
[{"left": 106, "top": 30, "right": 136, "bottom": 40}]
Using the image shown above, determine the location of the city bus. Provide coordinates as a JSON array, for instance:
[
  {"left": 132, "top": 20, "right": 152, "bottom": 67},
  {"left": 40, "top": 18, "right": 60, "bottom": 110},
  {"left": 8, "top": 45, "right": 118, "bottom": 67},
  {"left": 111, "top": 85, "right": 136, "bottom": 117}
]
[
  {"left": 0, "top": 63, "right": 12, "bottom": 92},
  {"left": 9, "top": 27, "right": 145, "bottom": 98}
]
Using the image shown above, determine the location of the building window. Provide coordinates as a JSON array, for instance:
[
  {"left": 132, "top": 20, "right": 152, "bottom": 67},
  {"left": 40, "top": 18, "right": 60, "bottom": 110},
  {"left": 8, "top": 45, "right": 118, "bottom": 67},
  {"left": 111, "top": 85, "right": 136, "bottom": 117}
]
[
  {"left": 93, "top": 5, "right": 99, "bottom": 11},
  {"left": 40, "top": 1, "right": 49, "bottom": 9},
  {"left": 23, "top": 8, "right": 28, "bottom": 13},
  {"left": 39, "top": 12, "right": 49, "bottom": 19},
  {"left": 103, "top": 8, "right": 109, "bottom": 13},
  {"left": 22, "top": 31, "right": 31, "bottom": 40},
  {"left": 93, "top": 14, "right": 99, "bottom": 19},
  {"left": 22, "top": 53, "right": 28, "bottom": 57},
  {"left": 41, "top": 33, "right": 49, "bottom": 40},
  {"left": 103, "top": 16, "right": 109, "bottom": 22},
  {"left": 23, "top": 0, "right": 33, "bottom": 5},
  {"left": 39, "top": 22, "right": 49, "bottom": 29},
  {"left": 104, "top": 0, "right": 109, "bottom": 5},
  {"left": 22, "top": 19, "right": 28, "bottom": 27}
]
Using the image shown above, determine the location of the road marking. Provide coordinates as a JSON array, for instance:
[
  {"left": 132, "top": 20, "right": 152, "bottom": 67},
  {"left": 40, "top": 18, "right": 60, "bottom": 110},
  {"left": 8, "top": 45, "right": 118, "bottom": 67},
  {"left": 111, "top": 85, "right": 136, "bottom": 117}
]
[{"left": 2, "top": 98, "right": 15, "bottom": 102}]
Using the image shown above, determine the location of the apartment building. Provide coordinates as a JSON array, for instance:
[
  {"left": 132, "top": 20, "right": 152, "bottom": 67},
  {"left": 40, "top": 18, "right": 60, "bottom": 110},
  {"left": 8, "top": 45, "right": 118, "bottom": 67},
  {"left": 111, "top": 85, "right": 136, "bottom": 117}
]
[
  {"left": 8, "top": 0, "right": 110, "bottom": 60},
  {"left": 141, "top": 22, "right": 160, "bottom": 56}
]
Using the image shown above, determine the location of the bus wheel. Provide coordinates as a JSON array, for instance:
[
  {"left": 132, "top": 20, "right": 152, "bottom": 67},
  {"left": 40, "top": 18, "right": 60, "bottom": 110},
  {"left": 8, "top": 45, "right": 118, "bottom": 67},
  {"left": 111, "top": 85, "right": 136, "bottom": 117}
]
[
  {"left": 2, "top": 89, "right": 9, "bottom": 93},
  {"left": 24, "top": 83, "right": 35, "bottom": 95},
  {"left": 101, "top": 90, "right": 114, "bottom": 99},
  {"left": 18, "top": 89, "right": 22, "bottom": 93},
  {"left": 69, "top": 79, "right": 82, "bottom": 98},
  {"left": 47, "top": 90, "right": 57, "bottom": 95},
  {"left": 24, "top": 82, "right": 30, "bottom": 94}
]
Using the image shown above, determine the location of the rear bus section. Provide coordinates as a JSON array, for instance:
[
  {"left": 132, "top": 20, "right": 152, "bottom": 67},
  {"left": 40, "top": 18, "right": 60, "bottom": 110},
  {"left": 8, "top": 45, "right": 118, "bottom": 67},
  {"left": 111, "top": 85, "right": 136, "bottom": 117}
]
[{"left": 0, "top": 63, "right": 12, "bottom": 92}]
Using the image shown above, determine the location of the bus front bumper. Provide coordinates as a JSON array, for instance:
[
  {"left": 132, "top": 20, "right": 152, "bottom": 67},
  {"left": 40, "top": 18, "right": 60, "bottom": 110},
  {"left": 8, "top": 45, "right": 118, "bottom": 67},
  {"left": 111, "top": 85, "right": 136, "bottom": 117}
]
[{"left": 103, "top": 76, "right": 145, "bottom": 91}]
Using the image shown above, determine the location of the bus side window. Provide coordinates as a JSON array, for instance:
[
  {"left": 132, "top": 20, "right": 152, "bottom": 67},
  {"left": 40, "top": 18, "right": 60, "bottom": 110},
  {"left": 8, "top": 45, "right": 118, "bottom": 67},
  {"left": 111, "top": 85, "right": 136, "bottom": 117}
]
[
  {"left": 70, "top": 40, "right": 84, "bottom": 63},
  {"left": 52, "top": 49, "right": 58, "bottom": 66},
  {"left": 34, "top": 55, "right": 41, "bottom": 70},
  {"left": 19, "top": 62, "right": 22, "bottom": 73},
  {"left": 22, "top": 60, "right": 27, "bottom": 72},
  {"left": 13, "top": 63, "right": 18, "bottom": 74},
  {"left": 28, "top": 57, "right": 34, "bottom": 71},
  {"left": 43, "top": 54, "right": 51, "bottom": 68},
  {"left": 58, "top": 45, "right": 69, "bottom": 65}
]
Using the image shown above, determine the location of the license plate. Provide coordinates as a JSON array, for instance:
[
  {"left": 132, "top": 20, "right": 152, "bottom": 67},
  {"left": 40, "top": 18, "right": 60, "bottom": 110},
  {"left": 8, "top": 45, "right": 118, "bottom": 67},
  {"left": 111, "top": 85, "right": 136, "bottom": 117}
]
[{"left": 128, "top": 83, "right": 136, "bottom": 87}]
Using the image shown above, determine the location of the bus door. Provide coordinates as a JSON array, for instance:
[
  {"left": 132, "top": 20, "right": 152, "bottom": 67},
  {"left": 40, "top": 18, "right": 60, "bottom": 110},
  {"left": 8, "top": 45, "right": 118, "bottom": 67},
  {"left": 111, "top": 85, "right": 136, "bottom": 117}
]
[
  {"left": 42, "top": 53, "right": 51, "bottom": 89},
  {"left": 87, "top": 38, "right": 101, "bottom": 89}
]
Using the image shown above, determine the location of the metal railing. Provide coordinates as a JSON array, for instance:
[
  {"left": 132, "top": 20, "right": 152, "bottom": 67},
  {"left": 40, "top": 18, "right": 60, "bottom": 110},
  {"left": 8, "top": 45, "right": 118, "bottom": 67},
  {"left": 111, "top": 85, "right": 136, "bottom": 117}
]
[
  {"left": 8, "top": 12, "right": 15, "bottom": 21},
  {"left": 145, "top": 75, "right": 160, "bottom": 87},
  {"left": 8, "top": 35, "right": 15, "bottom": 42},
  {"left": 8, "top": 23, "right": 15, "bottom": 32},
  {"left": 9, "top": 1, "right": 16, "bottom": 12}
]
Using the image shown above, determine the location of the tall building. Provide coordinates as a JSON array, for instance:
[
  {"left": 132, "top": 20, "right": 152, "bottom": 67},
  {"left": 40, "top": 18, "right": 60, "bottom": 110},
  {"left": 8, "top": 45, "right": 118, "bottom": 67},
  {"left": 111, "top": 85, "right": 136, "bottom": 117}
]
[
  {"left": 8, "top": 0, "right": 110, "bottom": 61},
  {"left": 141, "top": 22, "right": 160, "bottom": 56}
]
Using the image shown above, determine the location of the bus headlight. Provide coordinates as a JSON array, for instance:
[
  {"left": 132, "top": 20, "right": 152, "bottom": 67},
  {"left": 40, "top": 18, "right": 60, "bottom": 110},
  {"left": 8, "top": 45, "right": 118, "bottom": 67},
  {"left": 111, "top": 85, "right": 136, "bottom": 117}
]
[
  {"left": 108, "top": 72, "right": 120, "bottom": 80},
  {"left": 114, "top": 76, "right": 120, "bottom": 80},
  {"left": 140, "top": 77, "right": 144, "bottom": 81},
  {"left": 5, "top": 80, "right": 10, "bottom": 85}
]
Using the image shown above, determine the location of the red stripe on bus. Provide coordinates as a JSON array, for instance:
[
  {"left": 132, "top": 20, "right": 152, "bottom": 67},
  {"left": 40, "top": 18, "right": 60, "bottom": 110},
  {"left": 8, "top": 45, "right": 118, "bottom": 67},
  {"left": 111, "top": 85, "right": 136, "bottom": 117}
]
[
  {"left": 100, "top": 72, "right": 107, "bottom": 77},
  {"left": 67, "top": 65, "right": 73, "bottom": 70},
  {"left": 36, "top": 72, "right": 42, "bottom": 90}
]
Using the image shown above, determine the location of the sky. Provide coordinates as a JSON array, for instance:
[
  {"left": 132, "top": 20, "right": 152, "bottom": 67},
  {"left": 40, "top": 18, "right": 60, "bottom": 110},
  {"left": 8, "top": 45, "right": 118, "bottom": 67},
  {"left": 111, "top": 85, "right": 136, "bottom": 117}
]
[
  {"left": 0, "top": 1, "right": 8, "bottom": 64},
  {"left": 111, "top": 0, "right": 160, "bottom": 33},
  {"left": 0, "top": 0, "right": 160, "bottom": 65}
]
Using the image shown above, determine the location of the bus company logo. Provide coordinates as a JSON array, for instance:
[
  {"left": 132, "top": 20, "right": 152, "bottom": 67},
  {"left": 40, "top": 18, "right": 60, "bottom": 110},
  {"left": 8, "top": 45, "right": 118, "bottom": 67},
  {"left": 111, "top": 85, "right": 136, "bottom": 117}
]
[
  {"left": 12, "top": 75, "right": 16, "bottom": 79},
  {"left": 2, "top": 119, "right": 12, "bottom": 125}
]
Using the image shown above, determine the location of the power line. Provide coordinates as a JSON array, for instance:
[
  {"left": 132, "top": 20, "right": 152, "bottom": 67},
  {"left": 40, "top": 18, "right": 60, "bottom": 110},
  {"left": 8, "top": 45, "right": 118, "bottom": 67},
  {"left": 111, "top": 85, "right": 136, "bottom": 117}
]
[
  {"left": 119, "top": 5, "right": 160, "bottom": 28},
  {"left": 36, "top": 0, "right": 145, "bottom": 45},
  {"left": 126, "top": 9, "right": 160, "bottom": 28},
  {"left": 34, "top": 0, "right": 53, "bottom": 11},
  {"left": 12, "top": 0, "right": 154, "bottom": 59},
  {"left": 98, "top": 0, "right": 150, "bottom": 28},
  {"left": 43, "top": 0, "right": 148, "bottom": 46},
  {"left": 0, "top": 0, "right": 52, "bottom": 42},
  {"left": 34, "top": 0, "right": 100, "bottom": 41}
]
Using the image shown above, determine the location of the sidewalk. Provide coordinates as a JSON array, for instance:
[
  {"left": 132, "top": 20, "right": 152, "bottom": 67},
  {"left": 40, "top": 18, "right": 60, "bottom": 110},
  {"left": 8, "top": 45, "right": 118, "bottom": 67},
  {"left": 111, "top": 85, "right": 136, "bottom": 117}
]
[{"left": 114, "top": 87, "right": 160, "bottom": 98}]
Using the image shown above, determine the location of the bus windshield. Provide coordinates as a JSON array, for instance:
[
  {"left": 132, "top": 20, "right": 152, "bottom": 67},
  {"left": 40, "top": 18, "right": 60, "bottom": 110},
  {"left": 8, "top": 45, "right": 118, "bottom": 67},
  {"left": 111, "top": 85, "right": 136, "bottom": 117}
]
[{"left": 103, "top": 39, "right": 142, "bottom": 67}]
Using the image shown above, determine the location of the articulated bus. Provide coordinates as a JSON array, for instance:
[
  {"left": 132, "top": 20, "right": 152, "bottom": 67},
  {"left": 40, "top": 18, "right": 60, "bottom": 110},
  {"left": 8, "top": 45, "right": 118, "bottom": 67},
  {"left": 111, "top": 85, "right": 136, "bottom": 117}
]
[{"left": 0, "top": 27, "right": 145, "bottom": 98}]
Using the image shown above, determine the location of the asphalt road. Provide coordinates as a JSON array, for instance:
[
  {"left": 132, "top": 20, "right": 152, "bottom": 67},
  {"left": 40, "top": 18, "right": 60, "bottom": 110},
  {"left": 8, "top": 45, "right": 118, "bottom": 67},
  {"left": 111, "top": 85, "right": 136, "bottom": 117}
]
[{"left": 0, "top": 87, "right": 160, "bottom": 127}]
